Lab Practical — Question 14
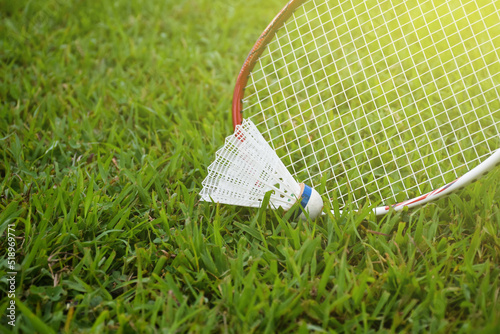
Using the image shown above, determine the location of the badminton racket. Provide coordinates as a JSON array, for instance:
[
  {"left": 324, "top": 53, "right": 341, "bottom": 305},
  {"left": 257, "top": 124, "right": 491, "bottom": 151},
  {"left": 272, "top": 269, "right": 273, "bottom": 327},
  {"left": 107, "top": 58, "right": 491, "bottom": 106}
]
[{"left": 232, "top": 0, "right": 500, "bottom": 215}]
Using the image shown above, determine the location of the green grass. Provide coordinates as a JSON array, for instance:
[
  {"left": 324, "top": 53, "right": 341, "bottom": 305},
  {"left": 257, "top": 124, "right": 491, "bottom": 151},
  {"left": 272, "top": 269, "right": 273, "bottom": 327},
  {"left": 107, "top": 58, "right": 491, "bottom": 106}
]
[{"left": 1, "top": 0, "right": 500, "bottom": 332}]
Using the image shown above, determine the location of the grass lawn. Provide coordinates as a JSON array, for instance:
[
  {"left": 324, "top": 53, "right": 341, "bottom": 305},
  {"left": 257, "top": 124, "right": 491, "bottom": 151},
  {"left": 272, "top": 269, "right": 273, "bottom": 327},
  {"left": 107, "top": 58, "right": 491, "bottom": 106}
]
[{"left": 1, "top": 0, "right": 500, "bottom": 332}]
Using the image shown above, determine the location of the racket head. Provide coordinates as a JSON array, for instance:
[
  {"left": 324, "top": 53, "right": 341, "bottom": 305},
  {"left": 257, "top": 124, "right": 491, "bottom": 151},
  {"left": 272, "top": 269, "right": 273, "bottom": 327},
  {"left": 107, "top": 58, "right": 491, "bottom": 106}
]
[{"left": 233, "top": 0, "right": 500, "bottom": 214}]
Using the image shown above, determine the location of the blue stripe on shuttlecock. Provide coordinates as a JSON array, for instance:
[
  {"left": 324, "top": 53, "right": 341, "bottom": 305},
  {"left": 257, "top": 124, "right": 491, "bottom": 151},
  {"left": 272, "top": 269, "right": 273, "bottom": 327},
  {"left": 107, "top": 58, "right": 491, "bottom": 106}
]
[{"left": 296, "top": 184, "right": 312, "bottom": 217}]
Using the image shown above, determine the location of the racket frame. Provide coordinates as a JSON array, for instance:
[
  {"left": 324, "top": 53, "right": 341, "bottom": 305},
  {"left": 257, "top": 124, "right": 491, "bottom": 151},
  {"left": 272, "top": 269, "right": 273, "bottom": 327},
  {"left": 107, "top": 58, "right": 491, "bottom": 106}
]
[{"left": 231, "top": 0, "right": 500, "bottom": 215}]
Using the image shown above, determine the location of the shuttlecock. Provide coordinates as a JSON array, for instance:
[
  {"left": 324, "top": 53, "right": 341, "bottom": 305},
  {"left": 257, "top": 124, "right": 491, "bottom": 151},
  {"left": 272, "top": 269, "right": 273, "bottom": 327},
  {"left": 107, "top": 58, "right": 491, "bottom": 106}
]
[{"left": 200, "top": 119, "right": 323, "bottom": 220}]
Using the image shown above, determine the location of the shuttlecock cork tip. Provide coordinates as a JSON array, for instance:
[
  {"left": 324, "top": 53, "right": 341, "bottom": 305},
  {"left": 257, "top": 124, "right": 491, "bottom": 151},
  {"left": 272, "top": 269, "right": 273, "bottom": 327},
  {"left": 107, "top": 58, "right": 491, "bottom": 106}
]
[{"left": 297, "top": 183, "right": 323, "bottom": 220}]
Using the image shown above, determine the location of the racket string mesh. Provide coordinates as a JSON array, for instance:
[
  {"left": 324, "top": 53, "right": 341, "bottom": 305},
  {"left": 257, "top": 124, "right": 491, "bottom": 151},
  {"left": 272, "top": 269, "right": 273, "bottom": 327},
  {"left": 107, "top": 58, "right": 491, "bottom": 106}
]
[{"left": 243, "top": 0, "right": 500, "bottom": 208}]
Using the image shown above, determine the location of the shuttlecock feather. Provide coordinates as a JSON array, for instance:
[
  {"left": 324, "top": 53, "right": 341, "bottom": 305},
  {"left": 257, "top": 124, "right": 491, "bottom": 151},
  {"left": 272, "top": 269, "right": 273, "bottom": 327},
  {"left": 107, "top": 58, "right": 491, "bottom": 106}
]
[{"left": 200, "top": 119, "right": 323, "bottom": 219}]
